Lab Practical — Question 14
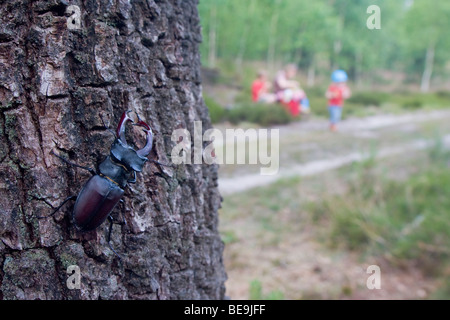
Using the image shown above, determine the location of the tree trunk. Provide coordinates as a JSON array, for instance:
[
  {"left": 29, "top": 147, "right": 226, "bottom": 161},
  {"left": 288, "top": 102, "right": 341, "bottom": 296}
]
[
  {"left": 207, "top": 2, "right": 217, "bottom": 68},
  {"left": 306, "top": 55, "right": 316, "bottom": 87},
  {"left": 331, "top": 39, "right": 342, "bottom": 71},
  {"left": 235, "top": 0, "right": 255, "bottom": 71},
  {"left": 355, "top": 50, "right": 363, "bottom": 89},
  {"left": 0, "top": 0, "right": 226, "bottom": 300},
  {"left": 266, "top": 0, "right": 280, "bottom": 73},
  {"left": 420, "top": 43, "right": 435, "bottom": 93}
]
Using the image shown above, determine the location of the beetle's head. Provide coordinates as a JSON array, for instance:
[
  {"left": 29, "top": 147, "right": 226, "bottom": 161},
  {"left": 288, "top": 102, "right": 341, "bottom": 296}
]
[{"left": 112, "top": 110, "right": 154, "bottom": 171}]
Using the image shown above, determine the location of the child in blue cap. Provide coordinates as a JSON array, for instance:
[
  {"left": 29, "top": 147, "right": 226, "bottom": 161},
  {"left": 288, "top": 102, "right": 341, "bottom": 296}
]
[{"left": 326, "top": 70, "right": 351, "bottom": 131}]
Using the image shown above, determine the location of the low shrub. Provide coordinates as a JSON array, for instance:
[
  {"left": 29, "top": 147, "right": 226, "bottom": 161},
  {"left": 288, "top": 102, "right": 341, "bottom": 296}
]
[
  {"left": 401, "top": 98, "right": 424, "bottom": 109},
  {"left": 347, "top": 91, "right": 389, "bottom": 107},
  {"left": 204, "top": 95, "right": 226, "bottom": 124},
  {"left": 435, "top": 90, "right": 450, "bottom": 99},
  {"left": 227, "top": 103, "right": 293, "bottom": 126},
  {"left": 204, "top": 94, "right": 293, "bottom": 126},
  {"left": 324, "top": 152, "right": 450, "bottom": 273}
]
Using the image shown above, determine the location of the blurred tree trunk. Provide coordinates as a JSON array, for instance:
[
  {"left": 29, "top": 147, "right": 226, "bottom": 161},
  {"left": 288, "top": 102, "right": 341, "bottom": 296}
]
[
  {"left": 420, "top": 43, "right": 435, "bottom": 93},
  {"left": 235, "top": 0, "right": 255, "bottom": 71},
  {"left": 266, "top": 0, "right": 280, "bottom": 73},
  {"left": 0, "top": 0, "right": 226, "bottom": 300},
  {"left": 355, "top": 50, "right": 363, "bottom": 89},
  {"left": 306, "top": 55, "right": 316, "bottom": 87},
  {"left": 207, "top": 2, "right": 217, "bottom": 68}
]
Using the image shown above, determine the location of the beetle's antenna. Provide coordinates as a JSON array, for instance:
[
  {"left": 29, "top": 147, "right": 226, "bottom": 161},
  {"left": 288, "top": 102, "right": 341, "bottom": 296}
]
[{"left": 51, "top": 151, "right": 97, "bottom": 176}]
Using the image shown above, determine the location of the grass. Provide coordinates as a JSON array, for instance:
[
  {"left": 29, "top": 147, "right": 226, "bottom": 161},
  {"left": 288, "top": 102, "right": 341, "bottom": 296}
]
[
  {"left": 308, "top": 142, "right": 450, "bottom": 298},
  {"left": 249, "top": 279, "right": 284, "bottom": 300},
  {"left": 220, "top": 176, "right": 302, "bottom": 246},
  {"left": 220, "top": 132, "right": 450, "bottom": 299},
  {"left": 204, "top": 94, "right": 226, "bottom": 123},
  {"left": 226, "top": 102, "right": 293, "bottom": 127},
  {"left": 323, "top": 146, "right": 450, "bottom": 266}
]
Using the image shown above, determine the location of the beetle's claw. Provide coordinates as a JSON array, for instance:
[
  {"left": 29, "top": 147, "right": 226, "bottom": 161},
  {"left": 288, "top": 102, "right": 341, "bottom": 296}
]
[
  {"left": 116, "top": 110, "right": 135, "bottom": 145},
  {"left": 116, "top": 110, "right": 153, "bottom": 157},
  {"left": 132, "top": 120, "right": 151, "bottom": 131},
  {"left": 136, "top": 120, "right": 153, "bottom": 158}
]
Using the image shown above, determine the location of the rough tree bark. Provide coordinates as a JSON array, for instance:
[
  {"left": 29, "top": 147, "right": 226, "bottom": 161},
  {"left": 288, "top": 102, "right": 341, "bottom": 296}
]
[{"left": 0, "top": 0, "right": 226, "bottom": 299}]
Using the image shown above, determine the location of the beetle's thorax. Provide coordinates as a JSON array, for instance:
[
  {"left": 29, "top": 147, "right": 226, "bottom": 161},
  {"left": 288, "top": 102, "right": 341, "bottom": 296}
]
[
  {"left": 110, "top": 138, "right": 148, "bottom": 172},
  {"left": 98, "top": 156, "right": 134, "bottom": 188}
]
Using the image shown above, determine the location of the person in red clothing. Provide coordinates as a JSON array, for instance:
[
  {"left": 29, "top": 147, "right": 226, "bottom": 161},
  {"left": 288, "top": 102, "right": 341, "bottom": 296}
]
[
  {"left": 326, "top": 70, "right": 351, "bottom": 131},
  {"left": 251, "top": 70, "right": 276, "bottom": 103},
  {"left": 273, "top": 64, "right": 308, "bottom": 116}
]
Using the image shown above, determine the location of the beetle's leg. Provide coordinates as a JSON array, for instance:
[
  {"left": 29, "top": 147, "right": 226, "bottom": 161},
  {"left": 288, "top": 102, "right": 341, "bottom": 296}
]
[
  {"left": 51, "top": 151, "right": 97, "bottom": 176},
  {"left": 127, "top": 171, "right": 137, "bottom": 184},
  {"left": 37, "top": 195, "right": 77, "bottom": 219},
  {"left": 107, "top": 215, "right": 122, "bottom": 260},
  {"left": 118, "top": 199, "right": 127, "bottom": 226},
  {"left": 110, "top": 200, "right": 127, "bottom": 226}
]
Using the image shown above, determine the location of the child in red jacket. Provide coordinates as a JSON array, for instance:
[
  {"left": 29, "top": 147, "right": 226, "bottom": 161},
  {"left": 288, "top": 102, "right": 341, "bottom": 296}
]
[
  {"left": 326, "top": 70, "right": 351, "bottom": 131},
  {"left": 251, "top": 71, "right": 276, "bottom": 103}
]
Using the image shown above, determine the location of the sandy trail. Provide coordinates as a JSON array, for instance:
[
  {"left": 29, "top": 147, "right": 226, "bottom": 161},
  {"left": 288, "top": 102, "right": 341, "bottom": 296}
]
[
  {"left": 219, "top": 109, "right": 450, "bottom": 299},
  {"left": 218, "top": 110, "right": 450, "bottom": 195}
]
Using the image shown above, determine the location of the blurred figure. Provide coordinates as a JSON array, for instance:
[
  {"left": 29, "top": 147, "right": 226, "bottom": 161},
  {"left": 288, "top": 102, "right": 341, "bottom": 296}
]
[
  {"left": 326, "top": 69, "right": 351, "bottom": 131},
  {"left": 251, "top": 70, "right": 276, "bottom": 103},
  {"left": 274, "top": 64, "right": 308, "bottom": 116}
]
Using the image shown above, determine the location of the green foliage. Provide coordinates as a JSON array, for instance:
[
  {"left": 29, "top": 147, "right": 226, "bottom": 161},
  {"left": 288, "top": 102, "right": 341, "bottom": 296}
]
[
  {"left": 347, "top": 92, "right": 389, "bottom": 107},
  {"left": 430, "top": 278, "right": 450, "bottom": 300},
  {"left": 249, "top": 279, "right": 263, "bottom": 300},
  {"left": 204, "top": 94, "right": 294, "bottom": 126},
  {"left": 249, "top": 279, "right": 284, "bottom": 300},
  {"left": 220, "top": 230, "right": 238, "bottom": 244},
  {"left": 198, "top": 0, "right": 450, "bottom": 90},
  {"left": 389, "top": 91, "right": 450, "bottom": 110},
  {"left": 227, "top": 103, "right": 293, "bottom": 127},
  {"left": 204, "top": 95, "right": 226, "bottom": 124},
  {"left": 436, "top": 90, "right": 450, "bottom": 100},
  {"left": 401, "top": 98, "right": 423, "bottom": 110},
  {"left": 323, "top": 149, "right": 450, "bottom": 274}
]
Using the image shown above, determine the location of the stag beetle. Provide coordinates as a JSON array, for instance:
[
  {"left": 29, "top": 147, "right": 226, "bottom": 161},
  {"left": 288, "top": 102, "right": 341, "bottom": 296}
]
[{"left": 41, "top": 110, "right": 167, "bottom": 258}]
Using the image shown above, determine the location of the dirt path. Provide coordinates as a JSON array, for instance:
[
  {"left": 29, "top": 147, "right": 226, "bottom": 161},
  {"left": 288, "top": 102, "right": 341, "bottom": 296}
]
[
  {"left": 218, "top": 109, "right": 450, "bottom": 300},
  {"left": 218, "top": 109, "right": 450, "bottom": 195}
]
